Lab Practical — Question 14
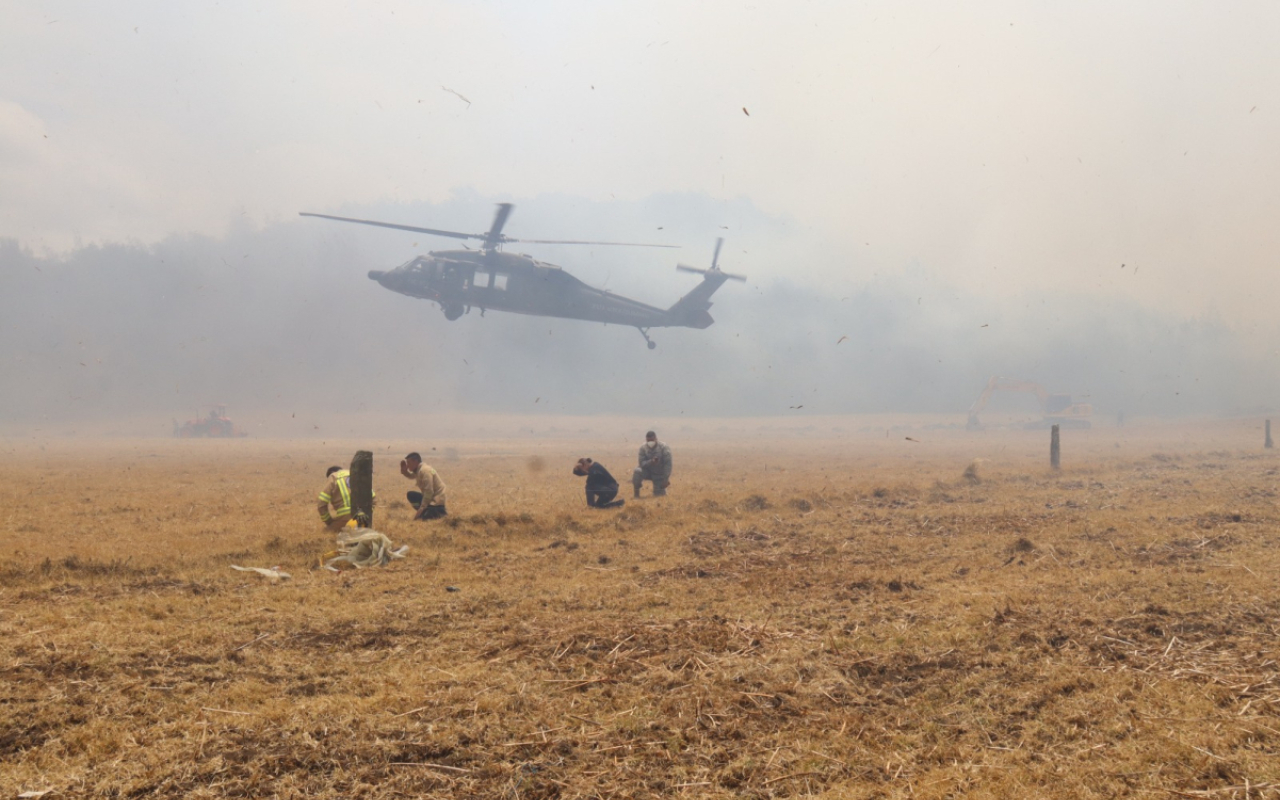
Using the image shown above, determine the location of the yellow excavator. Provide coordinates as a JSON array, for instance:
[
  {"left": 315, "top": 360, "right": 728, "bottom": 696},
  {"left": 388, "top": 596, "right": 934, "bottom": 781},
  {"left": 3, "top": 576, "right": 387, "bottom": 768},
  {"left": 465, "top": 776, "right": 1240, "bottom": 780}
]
[{"left": 966, "top": 377, "right": 1092, "bottom": 430}]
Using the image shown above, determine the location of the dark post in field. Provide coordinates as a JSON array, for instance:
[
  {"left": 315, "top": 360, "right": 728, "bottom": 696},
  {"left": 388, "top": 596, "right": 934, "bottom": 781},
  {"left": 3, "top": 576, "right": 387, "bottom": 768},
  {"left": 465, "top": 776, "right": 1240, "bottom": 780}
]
[
  {"left": 1050, "top": 424, "right": 1061, "bottom": 470},
  {"left": 1267, "top": 420, "right": 1274, "bottom": 449},
  {"left": 350, "top": 450, "right": 374, "bottom": 528}
]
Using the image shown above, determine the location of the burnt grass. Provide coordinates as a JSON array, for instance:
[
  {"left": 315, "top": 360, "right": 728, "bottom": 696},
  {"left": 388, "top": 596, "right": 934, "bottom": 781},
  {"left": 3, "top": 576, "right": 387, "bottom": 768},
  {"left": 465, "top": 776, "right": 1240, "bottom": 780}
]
[{"left": 3, "top": 434, "right": 1280, "bottom": 798}]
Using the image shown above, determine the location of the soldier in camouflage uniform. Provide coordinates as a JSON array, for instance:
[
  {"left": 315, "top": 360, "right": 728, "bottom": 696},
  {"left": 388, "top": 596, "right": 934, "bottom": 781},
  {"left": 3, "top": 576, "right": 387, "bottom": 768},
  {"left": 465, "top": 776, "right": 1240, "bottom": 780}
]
[{"left": 632, "top": 430, "right": 673, "bottom": 498}]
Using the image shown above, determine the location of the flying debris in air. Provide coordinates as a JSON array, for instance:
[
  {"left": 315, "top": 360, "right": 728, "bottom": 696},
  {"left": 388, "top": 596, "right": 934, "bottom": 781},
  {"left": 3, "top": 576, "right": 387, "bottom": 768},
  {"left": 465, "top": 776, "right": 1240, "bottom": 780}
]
[
  {"left": 790, "top": 405, "right": 804, "bottom": 409},
  {"left": 905, "top": 437, "right": 920, "bottom": 443},
  {"left": 836, "top": 336, "right": 848, "bottom": 344},
  {"left": 442, "top": 86, "right": 471, "bottom": 108},
  {"left": 742, "top": 107, "right": 750, "bottom": 116}
]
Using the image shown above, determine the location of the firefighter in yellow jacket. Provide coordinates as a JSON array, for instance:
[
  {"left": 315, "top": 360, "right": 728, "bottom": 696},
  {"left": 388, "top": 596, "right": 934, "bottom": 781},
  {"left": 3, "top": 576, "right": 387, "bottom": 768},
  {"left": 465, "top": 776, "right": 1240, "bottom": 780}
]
[{"left": 317, "top": 465, "right": 355, "bottom": 531}]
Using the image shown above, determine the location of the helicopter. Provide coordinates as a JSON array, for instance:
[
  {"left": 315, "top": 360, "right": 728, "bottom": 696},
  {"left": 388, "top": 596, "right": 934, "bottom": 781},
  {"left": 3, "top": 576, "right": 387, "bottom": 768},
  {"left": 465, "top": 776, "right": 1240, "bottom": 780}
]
[{"left": 300, "top": 203, "right": 745, "bottom": 349}]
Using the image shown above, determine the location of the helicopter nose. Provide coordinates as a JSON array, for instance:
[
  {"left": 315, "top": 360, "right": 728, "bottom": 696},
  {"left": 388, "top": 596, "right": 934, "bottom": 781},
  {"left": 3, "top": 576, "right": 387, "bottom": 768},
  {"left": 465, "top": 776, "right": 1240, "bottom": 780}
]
[{"left": 368, "top": 270, "right": 385, "bottom": 281}]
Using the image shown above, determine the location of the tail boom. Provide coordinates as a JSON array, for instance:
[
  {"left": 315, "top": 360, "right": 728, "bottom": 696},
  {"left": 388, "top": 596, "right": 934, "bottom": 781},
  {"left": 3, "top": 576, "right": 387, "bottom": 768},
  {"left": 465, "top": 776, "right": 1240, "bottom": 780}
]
[
  {"left": 662, "top": 237, "right": 745, "bottom": 329},
  {"left": 665, "top": 274, "right": 729, "bottom": 328}
]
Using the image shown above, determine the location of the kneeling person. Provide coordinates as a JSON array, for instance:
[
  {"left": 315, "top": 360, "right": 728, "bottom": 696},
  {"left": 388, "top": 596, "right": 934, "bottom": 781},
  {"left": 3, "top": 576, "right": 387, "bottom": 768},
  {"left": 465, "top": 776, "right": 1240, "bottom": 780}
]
[
  {"left": 574, "top": 458, "right": 625, "bottom": 509},
  {"left": 317, "top": 465, "right": 355, "bottom": 531},
  {"left": 401, "top": 452, "right": 447, "bottom": 520},
  {"left": 632, "top": 430, "right": 672, "bottom": 498}
]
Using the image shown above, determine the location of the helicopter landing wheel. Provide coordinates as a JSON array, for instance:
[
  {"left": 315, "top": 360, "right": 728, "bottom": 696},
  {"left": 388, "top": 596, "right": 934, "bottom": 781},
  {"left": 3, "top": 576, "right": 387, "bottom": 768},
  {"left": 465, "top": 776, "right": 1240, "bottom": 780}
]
[
  {"left": 647, "top": 340, "right": 657, "bottom": 350},
  {"left": 443, "top": 303, "right": 465, "bottom": 321},
  {"left": 637, "top": 327, "right": 657, "bottom": 350}
]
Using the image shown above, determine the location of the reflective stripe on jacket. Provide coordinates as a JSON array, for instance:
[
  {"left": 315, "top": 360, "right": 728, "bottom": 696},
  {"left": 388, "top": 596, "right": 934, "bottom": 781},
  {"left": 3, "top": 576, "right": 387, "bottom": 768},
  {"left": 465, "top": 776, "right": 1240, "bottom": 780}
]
[{"left": 318, "top": 469, "right": 353, "bottom": 521}]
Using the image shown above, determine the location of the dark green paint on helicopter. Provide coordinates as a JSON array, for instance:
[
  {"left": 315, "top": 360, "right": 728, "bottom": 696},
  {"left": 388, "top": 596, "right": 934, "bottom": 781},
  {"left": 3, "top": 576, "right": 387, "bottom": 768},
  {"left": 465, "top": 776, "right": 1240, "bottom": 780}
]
[{"left": 300, "top": 204, "right": 744, "bottom": 349}]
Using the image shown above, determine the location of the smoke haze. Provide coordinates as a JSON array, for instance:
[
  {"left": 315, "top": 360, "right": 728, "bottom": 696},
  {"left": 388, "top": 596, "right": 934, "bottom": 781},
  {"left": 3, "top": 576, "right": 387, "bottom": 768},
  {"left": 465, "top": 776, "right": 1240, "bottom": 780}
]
[
  {"left": 3, "top": 3, "right": 1279, "bottom": 434},
  {"left": 2, "top": 193, "right": 1273, "bottom": 434}
]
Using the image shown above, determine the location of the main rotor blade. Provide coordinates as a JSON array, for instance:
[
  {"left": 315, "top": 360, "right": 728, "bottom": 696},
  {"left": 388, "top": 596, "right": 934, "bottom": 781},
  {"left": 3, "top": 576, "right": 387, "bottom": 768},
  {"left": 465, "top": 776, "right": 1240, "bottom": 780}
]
[
  {"left": 299, "top": 212, "right": 481, "bottom": 242},
  {"left": 483, "top": 203, "right": 515, "bottom": 250},
  {"left": 711, "top": 237, "right": 723, "bottom": 271},
  {"left": 301, "top": 209, "right": 678, "bottom": 249},
  {"left": 296, "top": 212, "right": 481, "bottom": 240},
  {"left": 511, "top": 238, "right": 679, "bottom": 248}
]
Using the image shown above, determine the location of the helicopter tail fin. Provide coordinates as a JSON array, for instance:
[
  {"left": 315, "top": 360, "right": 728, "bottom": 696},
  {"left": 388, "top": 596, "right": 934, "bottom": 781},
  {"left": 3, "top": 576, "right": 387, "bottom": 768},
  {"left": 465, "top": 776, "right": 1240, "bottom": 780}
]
[
  {"left": 665, "top": 279, "right": 723, "bottom": 328},
  {"left": 665, "top": 238, "right": 745, "bottom": 328}
]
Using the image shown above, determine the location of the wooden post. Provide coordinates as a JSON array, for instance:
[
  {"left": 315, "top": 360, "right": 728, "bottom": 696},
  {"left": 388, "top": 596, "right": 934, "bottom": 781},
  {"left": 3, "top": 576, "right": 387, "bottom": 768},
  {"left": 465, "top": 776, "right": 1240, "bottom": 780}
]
[
  {"left": 350, "top": 450, "right": 374, "bottom": 528},
  {"left": 1050, "top": 425, "right": 1061, "bottom": 470},
  {"left": 1267, "top": 420, "right": 1274, "bottom": 449}
]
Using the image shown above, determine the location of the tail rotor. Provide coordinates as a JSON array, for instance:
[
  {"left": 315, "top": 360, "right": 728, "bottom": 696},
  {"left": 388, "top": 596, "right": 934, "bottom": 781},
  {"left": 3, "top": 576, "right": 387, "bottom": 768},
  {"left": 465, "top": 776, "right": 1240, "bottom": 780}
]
[{"left": 676, "top": 238, "right": 746, "bottom": 282}]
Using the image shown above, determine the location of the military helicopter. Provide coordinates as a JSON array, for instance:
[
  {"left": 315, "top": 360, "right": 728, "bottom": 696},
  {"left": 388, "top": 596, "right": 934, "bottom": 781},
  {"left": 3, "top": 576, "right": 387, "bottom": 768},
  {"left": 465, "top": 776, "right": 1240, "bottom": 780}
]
[{"left": 300, "top": 203, "right": 745, "bottom": 349}]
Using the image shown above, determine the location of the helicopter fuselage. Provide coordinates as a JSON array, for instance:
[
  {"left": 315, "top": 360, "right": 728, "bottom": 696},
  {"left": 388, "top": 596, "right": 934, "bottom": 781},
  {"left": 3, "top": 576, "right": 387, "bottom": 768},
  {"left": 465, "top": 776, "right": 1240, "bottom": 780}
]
[
  {"left": 302, "top": 204, "right": 742, "bottom": 347},
  {"left": 369, "top": 249, "right": 684, "bottom": 327}
]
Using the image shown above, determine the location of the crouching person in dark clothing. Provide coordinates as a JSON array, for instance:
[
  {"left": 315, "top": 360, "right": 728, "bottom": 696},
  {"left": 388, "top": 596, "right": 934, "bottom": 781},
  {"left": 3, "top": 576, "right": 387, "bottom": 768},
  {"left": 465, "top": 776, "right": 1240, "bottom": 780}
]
[{"left": 573, "top": 458, "right": 625, "bottom": 509}]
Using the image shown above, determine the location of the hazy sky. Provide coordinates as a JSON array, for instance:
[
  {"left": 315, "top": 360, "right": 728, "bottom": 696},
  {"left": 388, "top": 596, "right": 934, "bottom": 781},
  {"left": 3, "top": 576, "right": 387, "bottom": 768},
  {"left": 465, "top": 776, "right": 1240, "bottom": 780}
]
[{"left": 4, "top": 0, "right": 1280, "bottom": 332}]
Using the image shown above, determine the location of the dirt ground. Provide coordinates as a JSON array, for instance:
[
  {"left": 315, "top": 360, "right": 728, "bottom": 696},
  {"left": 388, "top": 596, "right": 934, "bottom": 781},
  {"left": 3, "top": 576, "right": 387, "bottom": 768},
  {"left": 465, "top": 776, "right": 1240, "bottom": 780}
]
[{"left": 2, "top": 416, "right": 1279, "bottom": 798}]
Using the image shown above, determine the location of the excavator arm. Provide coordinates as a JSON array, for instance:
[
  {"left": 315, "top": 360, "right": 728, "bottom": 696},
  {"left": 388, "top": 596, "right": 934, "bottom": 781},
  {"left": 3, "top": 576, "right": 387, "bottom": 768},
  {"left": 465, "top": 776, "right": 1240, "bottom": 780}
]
[
  {"left": 967, "top": 377, "right": 1092, "bottom": 430},
  {"left": 967, "top": 377, "right": 1051, "bottom": 430}
]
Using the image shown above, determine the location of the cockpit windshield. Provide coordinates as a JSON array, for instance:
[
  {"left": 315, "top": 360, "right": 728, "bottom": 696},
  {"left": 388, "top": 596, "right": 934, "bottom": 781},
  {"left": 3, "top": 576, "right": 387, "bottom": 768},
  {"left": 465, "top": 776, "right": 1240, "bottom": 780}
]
[{"left": 400, "top": 257, "right": 440, "bottom": 278}]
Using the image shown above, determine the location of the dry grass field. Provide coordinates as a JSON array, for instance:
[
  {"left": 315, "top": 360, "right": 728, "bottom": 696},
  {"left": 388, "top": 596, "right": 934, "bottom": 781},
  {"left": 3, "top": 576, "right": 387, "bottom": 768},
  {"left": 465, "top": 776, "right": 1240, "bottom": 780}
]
[{"left": 2, "top": 417, "right": 1279, "bottom": 798}]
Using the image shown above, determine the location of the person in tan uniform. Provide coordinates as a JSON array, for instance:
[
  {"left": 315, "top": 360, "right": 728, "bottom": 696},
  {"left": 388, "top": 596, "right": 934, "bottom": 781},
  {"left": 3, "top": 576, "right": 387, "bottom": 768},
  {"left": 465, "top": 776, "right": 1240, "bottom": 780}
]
[
  {"left": 401, "top": 452, "right": 447, "bottom": 520},
  {"left": 317, "top": 465, "right": 355, "bottom": 531}
]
